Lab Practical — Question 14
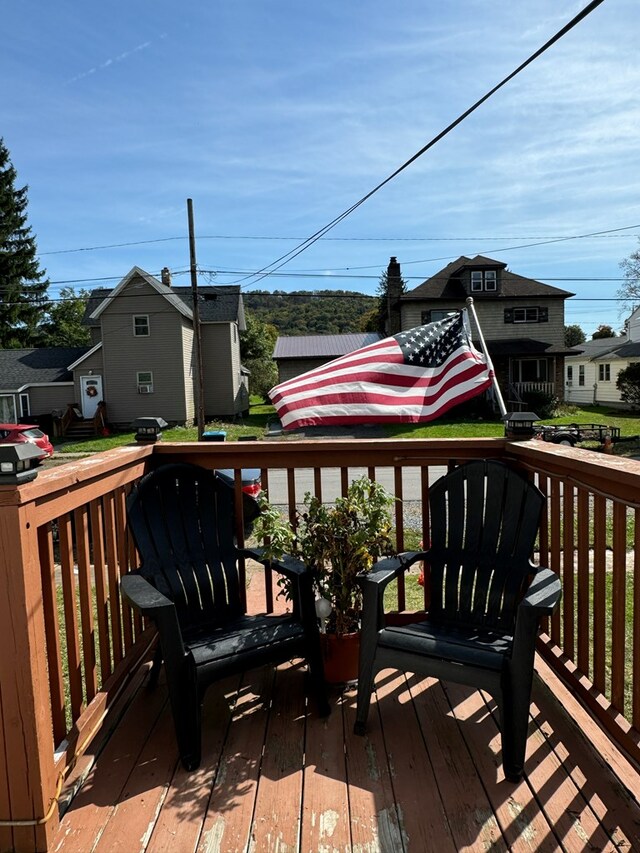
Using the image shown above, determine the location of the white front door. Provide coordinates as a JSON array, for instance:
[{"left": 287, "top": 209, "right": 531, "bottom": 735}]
[{"left": 80, "top": 375, "right": 103, "bottom": 418}]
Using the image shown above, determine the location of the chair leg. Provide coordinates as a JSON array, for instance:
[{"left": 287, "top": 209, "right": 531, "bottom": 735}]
[
  {"left": 166, "top": 666, "right": 202, "bottom": 771},
  {"left": 499, "top": 688, "right": 531, "bottom": 782},
  {"left": 354, "top": 647, "right": 377, "bottom": 736},
  {"left": 148, "top": 643, "right": 163, "bottom": 688},
  {"left": 307, "top": 644, "right": 330, "bottom": 717}
]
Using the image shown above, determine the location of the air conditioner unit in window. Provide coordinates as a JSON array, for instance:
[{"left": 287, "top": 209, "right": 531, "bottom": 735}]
[{"left": 138, "top": 384, "right": 152, "bottom": 394}]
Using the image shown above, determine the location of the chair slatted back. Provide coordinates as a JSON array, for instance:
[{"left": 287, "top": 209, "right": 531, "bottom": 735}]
[
  {"left": 127, "top": 463, "right": 243, "bottom": 627},
  {"left": 427, "top": 460, "right": 543, "bottom": 632}
]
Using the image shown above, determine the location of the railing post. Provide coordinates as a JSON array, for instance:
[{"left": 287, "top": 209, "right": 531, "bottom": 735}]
[{"left": 0, "top": 494, "right": 59, "bottom": 852}]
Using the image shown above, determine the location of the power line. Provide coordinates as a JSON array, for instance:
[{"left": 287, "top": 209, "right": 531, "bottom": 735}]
[
  {"left": 37, "top": 223, "right": 639, "bottom": 256},
  {"left": 226, "top": 0, "right": 606, "bottom": 289}
]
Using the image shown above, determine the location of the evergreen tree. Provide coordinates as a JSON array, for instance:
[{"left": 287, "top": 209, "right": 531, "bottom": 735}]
[{"left": 0, "top": 138, "right": 49, "bottom": 347}]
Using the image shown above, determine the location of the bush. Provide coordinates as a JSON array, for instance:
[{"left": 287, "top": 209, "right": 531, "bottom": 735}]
[
  {"left": 617, "top": 363, "right": 640, "bottom": 409},
  {"left": 521, "top": 390, "right": 558, "bottom": 419}
]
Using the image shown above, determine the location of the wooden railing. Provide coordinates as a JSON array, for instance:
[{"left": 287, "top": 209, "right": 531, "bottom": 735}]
[{"left": 0, "top": 436, "right": 639, "bottom": 850}]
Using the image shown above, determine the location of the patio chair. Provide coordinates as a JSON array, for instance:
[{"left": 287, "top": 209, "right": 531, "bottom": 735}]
[
  {"left": 354, "top": 459, "right": 561, "bottom": 781},
  {"left": 121, "top": 462, "right": 329, "bottom": 770}
]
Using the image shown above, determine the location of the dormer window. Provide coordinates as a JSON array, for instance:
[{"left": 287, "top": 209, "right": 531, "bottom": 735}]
[{"left": 471, "top": 270, "right": 497, "bottom": 292}]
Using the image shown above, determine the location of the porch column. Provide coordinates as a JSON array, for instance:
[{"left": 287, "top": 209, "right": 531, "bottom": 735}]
[{"left": 0, "top": 493, "right": 59, "bottom": 852}]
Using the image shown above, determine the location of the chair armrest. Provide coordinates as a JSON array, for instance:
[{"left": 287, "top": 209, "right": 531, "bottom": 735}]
[
  {"left": 242, "top": 546, "right": 308, "bottom": 579},
  {"left": 357, "top": 551, "right": 426, "bottom": 591},
  {"left": 519, "top": 567, "right": 562, "bottom": 617},
  {"left": 120, "top": 573, "right": 173, "bottom": 615},
  {"left": 120, "top": 573, "right": 185, "bottom": 658}
]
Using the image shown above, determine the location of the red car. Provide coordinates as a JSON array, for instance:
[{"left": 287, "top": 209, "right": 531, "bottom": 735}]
[{"left": 0, "top": 423, "right": 54, "bottom": 460}]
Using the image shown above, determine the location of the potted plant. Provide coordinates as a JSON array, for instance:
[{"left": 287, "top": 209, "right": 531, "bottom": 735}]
[{"left": 253, "top": 476, "right": 396, "bottom": 682}]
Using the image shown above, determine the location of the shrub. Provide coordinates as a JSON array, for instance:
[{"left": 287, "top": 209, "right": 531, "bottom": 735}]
[{"left": 617, "top": 363, "right": 640, "bottom": 409}]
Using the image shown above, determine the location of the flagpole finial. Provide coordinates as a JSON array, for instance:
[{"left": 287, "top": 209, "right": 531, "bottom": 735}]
[{"left": 466, "top": 296, "right": 474, "bottom": 306}]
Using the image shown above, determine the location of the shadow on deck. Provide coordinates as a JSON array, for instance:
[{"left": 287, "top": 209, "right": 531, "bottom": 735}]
[{"left": 54, "top": 576, "right": 640, "bottom": 853}]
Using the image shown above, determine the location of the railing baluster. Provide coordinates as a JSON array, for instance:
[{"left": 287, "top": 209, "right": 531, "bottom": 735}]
[
  {"left": 394, "top": 465, "right": 405, "bottom": 612},
  {"left": 549, "top": 479, "right": 561, "bottom": 645},
  {"left": 103, "top": 493, "right": 124, "bottom": 665},
  {"left": 74, "top": 505, "right": 97, "bottom": 703},
  {"left": 611, "top": 501, "right": 627, "bottom": 712},
  {"left": 59, "top": 514, "right": 84, "bottom": 720},
  {"left": 37, "top": 524, "right": 66, "bottom": 745},
  {"left": 562, "top": 482, "right": 575, "bottom": 659},
  {"left": 90, "top": 498, "right": 112, "bottom": 680},
  {"left": 634, "top": 508, "right": 640, "bottom": 730},
  {"left": 593, "top": 494, "right": 607, "bottom": 693},
  {"left": 576, "top": 487, "right": 590, "bottom": 675}
]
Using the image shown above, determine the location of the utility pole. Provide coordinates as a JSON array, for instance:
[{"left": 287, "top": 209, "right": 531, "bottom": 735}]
[{"left": 187, "top": 198, "right": 205, "bottom": 440}]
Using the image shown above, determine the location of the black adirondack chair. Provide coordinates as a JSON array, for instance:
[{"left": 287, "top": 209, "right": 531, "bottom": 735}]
[
  {"left": 121, "top": 462, "right": 329, "bottom": 770},
  {"left": 354, "top": 459, "right": 561, "bottom": 781}
]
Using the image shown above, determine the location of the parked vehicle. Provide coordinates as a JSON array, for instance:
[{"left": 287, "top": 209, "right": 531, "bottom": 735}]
[
  {"left": 214, "top": 468, "right": 261, "bottom": 498},
  {"left": 0, "top": 423, "right": 54, "bottom": 459},
  {"left": 535, "top": 423, "right": 621, "bottom": 447}
]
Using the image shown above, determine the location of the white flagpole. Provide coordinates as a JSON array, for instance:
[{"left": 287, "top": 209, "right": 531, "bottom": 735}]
[{"left": 465, "top": 296, "right": 507, "bottom": 419}]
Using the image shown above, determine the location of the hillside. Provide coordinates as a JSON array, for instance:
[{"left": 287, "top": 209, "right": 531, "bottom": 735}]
[{"left": 243, "top": 289, "right": 376, "bottom": 335}]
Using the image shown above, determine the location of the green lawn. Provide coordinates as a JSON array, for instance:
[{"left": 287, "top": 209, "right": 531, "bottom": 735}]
[{"left": 56, "top": 402, "right": 640, "bottom": 454}]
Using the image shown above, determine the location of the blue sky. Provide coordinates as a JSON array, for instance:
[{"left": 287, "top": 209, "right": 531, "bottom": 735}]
[{"left": 3, "top": 0, "right": 639, "bottom": 336}]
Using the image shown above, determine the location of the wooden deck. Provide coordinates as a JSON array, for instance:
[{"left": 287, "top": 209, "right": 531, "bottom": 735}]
[{"left": 52, "top": 653, "right": 640, "bottom": 853}]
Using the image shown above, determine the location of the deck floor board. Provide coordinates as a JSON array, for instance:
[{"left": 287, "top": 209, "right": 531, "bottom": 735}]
[{"left": 54, "top": 656, "right": 640, "bottom": 853}]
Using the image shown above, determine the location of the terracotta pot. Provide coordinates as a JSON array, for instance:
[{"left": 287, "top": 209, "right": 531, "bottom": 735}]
[{"left": 320, "top": 631, "right": 360, "bottom": 684}]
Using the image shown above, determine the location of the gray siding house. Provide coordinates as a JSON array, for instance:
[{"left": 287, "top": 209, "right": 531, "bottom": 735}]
[
  {"left": 0, "top": 266, "right": 248, "bottom": 431},
  {"left": 392, "top": 255, "right": 575, "bottom": 404},
  {"left": 0, "top": 347, "right": 87, "bottom": 424},
  {"left": 76, "top": 267, "right": 248, "bottom": 427}
]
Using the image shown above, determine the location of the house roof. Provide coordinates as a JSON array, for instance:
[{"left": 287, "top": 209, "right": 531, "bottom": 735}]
[
  {"left": 273, "top": 332, "right": 382, "bottom": 360},
  {"left": 565, "top": 337, "right": 627, "bottom": 361},
  {"left": 405, "top": 255, "right": 575, "bottom": 300},
  {"left": 0, "top": 347, "right": 90, "bottom": 390},
  {"left": 89, "top": 267, "right": 192, "bottom": 321},
  {"left": 84, "top": 268, "right": 245, "bottom": 327},
  {"left": 485, "top": 338, "right": 576, "bottom": 357}
]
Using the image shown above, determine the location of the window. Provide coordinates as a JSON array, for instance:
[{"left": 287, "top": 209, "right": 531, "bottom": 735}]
[
  {"left": 0, "top": 395, "right": 16, "bottom": 422},
  {"left": 137, "top": 371, "right": 154, "bottom": 393},
  {"left": 566, "top": 366, "right": 573, "bottom": 385},
  {"left": 421, "top": 309, "right": 452, "bottom": 324},
  {"left": 133, "top": 315, "right": 150, "bottom": 337},
  {"left": 471, "top": 270, "right": 497, "bottom": 292},
  {"left": 504, "top": 307, "right": 548, "bottom": 324},
  {"left": 598, "top": 363, "right": 611, "bottom": 381},
  {"left": 19, "top": 393, "right": 30, "bottom": 417},
  {"left": 512, "top": 359, "right": 548, "bottom": 383},
  {"left": 513, "top": 307, "right": 539, "bottom": 323},
  {"left": 578, "top": 365, "right": 585, "bottom": 386}
]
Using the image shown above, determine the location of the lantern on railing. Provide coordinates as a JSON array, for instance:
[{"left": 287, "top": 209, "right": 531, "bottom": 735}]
[
  {"left": 503, "top": 411, "right": 540, "bottom": 439},
  {"left": 131, "top": 416, "right": 168, "bottom": 443},
  {"left": 0, "top": 443, "right": 43, "bottom": 484}
]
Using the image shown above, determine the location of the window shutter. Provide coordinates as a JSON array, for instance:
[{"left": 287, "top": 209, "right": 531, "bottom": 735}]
[
  {"left": 504, "top": 309, "right": 514, "bottom": 324},
  {"left": 539, "top": 308, "right": 548, "bottom": 323}
]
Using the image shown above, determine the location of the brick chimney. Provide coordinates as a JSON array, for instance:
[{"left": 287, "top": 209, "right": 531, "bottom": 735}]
[
  {"left": 161, "top": 267, "right": 172, "bottom": 287},
  {"left": 386, "top": 256, "right": 403, "bottom": 335}
]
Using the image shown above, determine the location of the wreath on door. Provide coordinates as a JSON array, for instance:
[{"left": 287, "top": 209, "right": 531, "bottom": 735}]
[{"left": 86, "top": 385, "right": 98, "bottom": 398}]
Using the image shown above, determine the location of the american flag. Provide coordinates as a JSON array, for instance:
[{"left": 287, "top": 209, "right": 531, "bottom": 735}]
[{"left": 269, "top": 310, "right": 493, "bottom": 430}]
